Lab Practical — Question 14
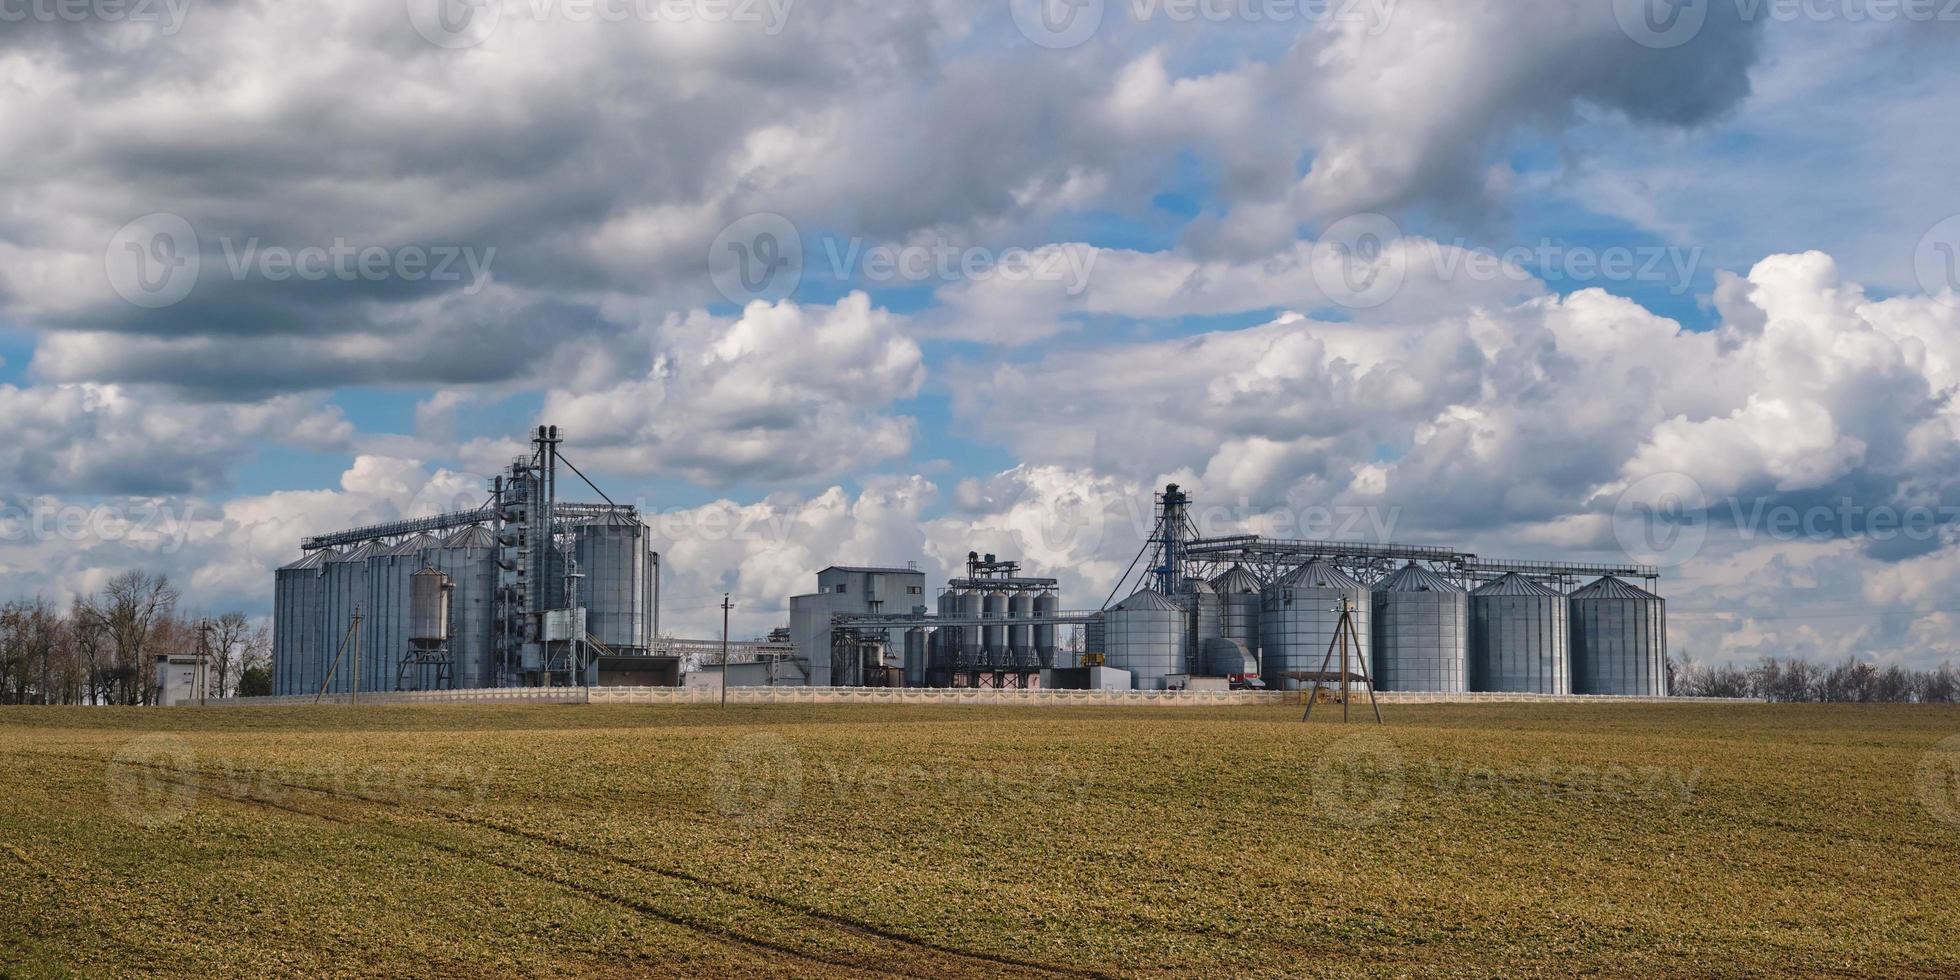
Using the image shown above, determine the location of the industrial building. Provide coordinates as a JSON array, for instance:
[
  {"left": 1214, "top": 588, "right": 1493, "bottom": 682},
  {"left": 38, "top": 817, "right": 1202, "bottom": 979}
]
[
  {"left": 274, "top": 428, "right": 1669, "bottom": 698},
  {"left": 274, "top": 426, "right": 661, "bottom": 696}
]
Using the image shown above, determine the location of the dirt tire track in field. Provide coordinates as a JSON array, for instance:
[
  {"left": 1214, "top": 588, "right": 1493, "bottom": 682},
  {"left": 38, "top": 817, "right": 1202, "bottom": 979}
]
[{"left": 57, "top": 751, "right": 1096, "bottom": 979}]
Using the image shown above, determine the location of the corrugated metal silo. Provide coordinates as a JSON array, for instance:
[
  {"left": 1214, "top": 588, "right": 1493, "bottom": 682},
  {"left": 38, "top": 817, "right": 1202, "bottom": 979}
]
[
  {"left": 1083, "top": 614, "right": 1104, "bottom": 663},
  {"left": 1260, "top": 560, "right": 1371, "bottom": 691},
  {"left": 319, "top": 542, "right": 377, "bottom": 695},
  {"left": 1469, "top": 573, "right": 1569, "bottom": 694},
  {"left": 432, "top": 525, "right": 498, "bottom": 690},
  {"left": 957, "top": 591, "right": 983, "bottom": 666},
  {"left": 1101, "top": 589, "right": 1186, "bottom": 690},
  {"left": 366, "top": 534, "right": 438, "bottom": 691},
  {"left": 1211, "top": 565, "right": 1264, "bottom": 659},
  {"left": 1371, "top": 563, "right": 1468, "bottom": 693},
  {"left": 574, "top": 512, "right": 650, "bottom": 653},
  {"left": 1175, "top": 577, "right": 1220, "bottom": 674},
  {"left": 982, "top": 592, "right": 1008, "bottom": 662},
  {"left": 1033, "top": 591, "right": 1059, "bottom": 667},
  {"left": 903, "top": 628, "right": 927, "bottom": 687},
  {"left": 1007, "top": 591, "right": 1034, "bottom": 666},
  {"left": 274, "top": 550, "right": 333, "bottom": 696},
  {"left": 936, "top": 591, "right": 959, "bottom": 665},
  {"left": 1569, "top": 576, "right": 1667, "bottom": 696}
]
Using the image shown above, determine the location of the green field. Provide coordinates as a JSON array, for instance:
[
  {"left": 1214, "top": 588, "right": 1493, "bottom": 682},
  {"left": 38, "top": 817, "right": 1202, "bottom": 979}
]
[{"left": 4, "top": 702, "right": 1958, "bottom": 978}]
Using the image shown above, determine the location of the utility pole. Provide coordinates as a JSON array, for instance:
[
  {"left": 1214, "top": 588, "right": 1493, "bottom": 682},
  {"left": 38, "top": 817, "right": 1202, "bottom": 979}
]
[
  {"left": 196, "top": 618, "right": 211, "bottom": 706},
  {"left": 720, "top": 594, "right": 733, "bottom": 707},
  {"left": 351, "top": 605, "right": 363, "bottom": 706}
]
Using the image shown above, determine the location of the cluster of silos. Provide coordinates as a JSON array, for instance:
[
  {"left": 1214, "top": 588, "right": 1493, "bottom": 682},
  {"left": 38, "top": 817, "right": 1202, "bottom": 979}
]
[
  {"left": 929, "top": 587, "right": 1060, "bottom": 674},
  {"left": 1370, "top": 563, "right": 1468, "bottom": 693},
  {"left": 273, "top": 549, "right": 334, "bottom": 697},
  {"left": 1569, "top": 576, "right": 1667, "bottom": 696},
  {"left": 1261, "top": 561, "right": 1371, "bottom": 691},
  {"left": 1469, "top": 573, "right": 1569, "bottom": 694},
  {"left": 1100, "top": 589, "right": 1187, "bottom": 689}
]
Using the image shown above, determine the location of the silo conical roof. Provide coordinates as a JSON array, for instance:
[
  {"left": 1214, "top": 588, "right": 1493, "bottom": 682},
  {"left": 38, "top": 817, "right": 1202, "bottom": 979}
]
[
  {"left": 330, "top": 542, "right": 379, "bottom": 562},
  {"left": 1113, "top": 588, "right": 1182, "bottom": 612},
  {"left": 583, "top": 509, "right": 642, "bottom": 528},
  {"left": 1471, "top": 572, "right": 1561, "bottom": 597},
  {"left": 442, "top": 525, "right": 497, "bottom": 549},
  {"left": 280, "top": 549, "right": 334, "bottom": 571},
  {"left": 1211, "top": 565, "right": 1264, "bottom": 594},
  {"left": 1276, "top": 559, "right": 1366, "bottom": 591},
  {"left": 1376, "top": 563, "right": 1464, "bottom": 594},
  {"left": 384, "top": 533, "right": 440, "bottom": 556},
  {"left": 1569, "top": 575, "right": 1660, "bottom": 600}
]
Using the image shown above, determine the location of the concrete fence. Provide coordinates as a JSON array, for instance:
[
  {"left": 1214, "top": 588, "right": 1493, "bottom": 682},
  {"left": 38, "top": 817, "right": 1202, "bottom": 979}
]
[{"left": 216, "top": 686, "right": 1737, "bottom": 708}]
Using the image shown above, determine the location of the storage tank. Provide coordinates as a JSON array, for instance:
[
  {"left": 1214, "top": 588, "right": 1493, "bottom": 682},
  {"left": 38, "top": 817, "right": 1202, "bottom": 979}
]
[
  {"left": 1261, "top": 560, "right": 1371, "bottom": 691},
  {"left": 1033, "top": 591, "right": 1059, "bottom": 667},
  {"left": 432, "top": 525, "right": 498, "bottom": 690},
  {"left": 574, "top": 512, "right": 650, "bottom": 654},
  {"left": 1569, "top": 576, "right": 1667, "bottom": 696},
  {"left": 904, "top": 628, "right": 927, "bottom": 687},
  {"left": 410, "top": 566, "right": 453, "bottom": 644},
  {"left": 1007, "top": 591, "right": 1034, "bottom": 666},
  {"left": 273, "top": 549, "right": 333, "bottom": 696},
  {"left": 319, "top": 542, "right": 377, "bottom": 695},
  {"left": 1175, "top": 577, "right": 1220, "bottom": 675},
  {"left": 1083, "top": 614, "right": 1105, "bottom": 663},
  {"left": 936, "top": 591, "right": 957, "bottom": 664},
  {"left": 365, "top": 534, "right": 438, "bottom": 691},
  {"left": 1101, "top": 589, "right": 1187, "bottom": 690},
  {"left": 982, "top": 592, "right": 1008, "bottom": 662},
  {"left": 957, "top": 590, "right": 984, "bottom": 666},
  {"left": 1470, "top": 573, "right": 1569, "bottom": 694},
  {"left": 1211, "top": 565, "right": 1264, "bottom": 659},
  {"left": 1371, "top": 563, "right": 1468, "bottom": 693}
]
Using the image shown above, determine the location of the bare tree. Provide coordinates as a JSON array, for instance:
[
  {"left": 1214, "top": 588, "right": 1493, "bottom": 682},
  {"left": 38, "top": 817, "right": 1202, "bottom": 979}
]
[
  {"left": 205, "top": 611, "right": 252, "bottom": 698},
  {"left": 76, "top": 571, "right": 179, "bottom": 706}
]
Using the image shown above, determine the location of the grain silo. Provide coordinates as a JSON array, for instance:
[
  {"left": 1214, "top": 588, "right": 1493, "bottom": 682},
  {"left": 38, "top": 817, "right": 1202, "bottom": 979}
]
[
  {"left": 1211, "top": 565, "right": 1264, "bottom": 660},
  {"left": 1371, "top": 563, "right": 1468, "bottom": 693},
  {"left": 1569, "top": 576, "right": 1667, "bottom": 696},
  {"left": 1033, "top": 591, "right": 1059, "bottom": 667},
  {"left": 957, "top": 590, "right": 984, "bottom": 666},
  {"left": 1101, "top": 589, "right": 1187, "bottom": 690},
  {"left": 1083, "top": 613, "right": 1105, "bottom": 664},
  {"left": 432, "top": 525, "right": 499, "bottom": 689},
  {"left": 319, "top": 542, "right": 377, "bottom": 694},
  {"left": 1174, "top": 577, "right": 1221, "bottom": 675},
  {"left": 366, "top": 534, "right": 438, "bottom": 691},
  {"left": 982, "top": 592, "right": 1008, "bottom": 662},
  {"left": 1469, "top": 573, "right": 1569, "bottom": 694},
  {"left": 1261, "top": 560, "right": 1371, "bottom": 691},
  {"left": 273, "top": 549, "right": 333, "bottom": 696},
  {"left": 574, "top": 511, "right": 652, "bottom": 655},
  {"left": 1008, "top": 591, "right": 1034, "bottom": 666}
]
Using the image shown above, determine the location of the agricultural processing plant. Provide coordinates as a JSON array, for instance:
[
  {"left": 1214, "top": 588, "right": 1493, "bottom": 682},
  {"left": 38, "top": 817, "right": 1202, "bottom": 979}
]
[{"left": 4, "top": 1, "right": 1960, "bottom": 977}]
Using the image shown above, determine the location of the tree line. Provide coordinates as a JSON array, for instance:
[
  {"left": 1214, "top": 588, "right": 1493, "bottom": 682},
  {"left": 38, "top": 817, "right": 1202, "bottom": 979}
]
[
  {"left": 1672, "top": 655, "right": 1960, "bottom": 703},
  {"left": 0, "top": 571, "right": 271, "bottom": 705}
]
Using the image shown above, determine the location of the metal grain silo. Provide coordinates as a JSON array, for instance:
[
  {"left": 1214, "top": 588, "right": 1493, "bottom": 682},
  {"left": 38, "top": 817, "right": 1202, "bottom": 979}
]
[
  {"left": 957, "top": 590, "right": 984, "bottom": 666},
  {"left": 366, "top": 534, "right": 438, "bottom": 691},
  {"left": 410, "top": 566, "right": 452, "bottom": 644},
  {"left": 937, "top": 591, "right": 960, "bottom": 665},
  {"left": 1083, "top": 613, "right": 1104, "bottom": 663},
  {"left": 1371, "top": 563, "right": 1468, "bottom": 693},
  {"left": 1469, "top": 573, "right": 1569, "bottom": 694},
  {"left": 1261, "top": 560, "right": 1371, "bottom": 691},
  {"left": 982, "top": 592, "right": 1008, "bottom": 662},
  {"left": 1008, "top": 591, "right": 1034, "bottom": 666},
  {"left": 1569, "top": 576, "right": 1667, "bottom": 696},
  {"left": 1102, "top": 589, "right": 1186, "bottom": 690},
  {"left": 274, "top": 549, "right": 333, "bottom": 696},
  {"left": 319, "top": 542, "right": 377, "bottom": 695},
  {"left": 432, "top": 525, "right": 498, "bottom": 690},
  {"left": 1175, "top": 577, "right": 1220, "bottom": 674},
  {"left": 1211, "top": 565, "right": 1264, "bottom": 658},
  {"left": 904, "top": 628, "right": 927, "bottom": 687},
  {"left": 1033, "top": 591, "right": 1059, "bottom": 667},
  {"left": 574, "top": 512, "right": 650, "bottom": 654}
]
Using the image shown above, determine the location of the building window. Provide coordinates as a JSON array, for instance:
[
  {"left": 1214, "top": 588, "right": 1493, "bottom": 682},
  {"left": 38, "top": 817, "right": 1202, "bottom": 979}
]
[
  {"left": 834, "top": 584, "right": 848, "bottom": 593},
  {"left": 906, "top": 586, "right": 922, "bottom": 595}
]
